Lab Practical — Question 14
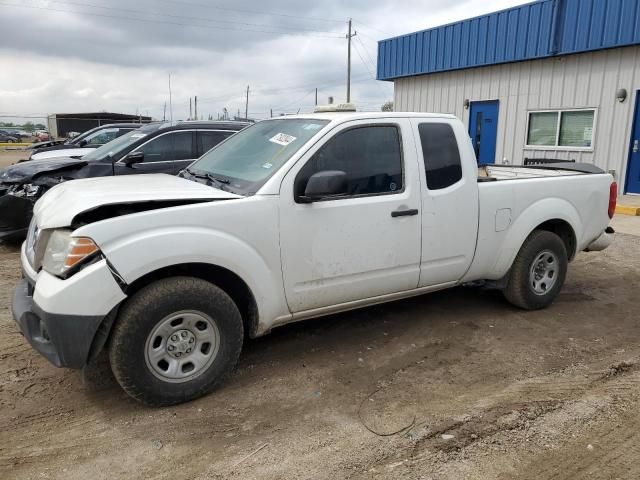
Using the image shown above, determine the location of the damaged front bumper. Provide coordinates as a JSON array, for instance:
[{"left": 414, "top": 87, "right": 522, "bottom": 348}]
[
  {"left": 0, "top": 190, "right": 35, "bottom": 240},
  {"left": 12, "top": 245, "right": 127, "bottom": 368}
]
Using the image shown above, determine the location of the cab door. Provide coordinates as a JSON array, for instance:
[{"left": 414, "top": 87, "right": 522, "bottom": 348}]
[
  {"left": 279, "top": 119, "right": 422, "bottom": 313},
  {"left": 410, "top": 119, "right": 479, "bottom": 286}
]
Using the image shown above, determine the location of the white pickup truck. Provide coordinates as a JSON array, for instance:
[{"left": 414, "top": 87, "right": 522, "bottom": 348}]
[{"left": 13, "top": 111, "right": 616, "bottom": 406}]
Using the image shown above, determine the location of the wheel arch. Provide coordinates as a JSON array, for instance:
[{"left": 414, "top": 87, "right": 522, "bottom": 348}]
[
  {"left": 533, "top": 218, "right": 577, "bottom": 261},
  {"left": 124, "top": 263, "right": 259, "bottom": 339}
]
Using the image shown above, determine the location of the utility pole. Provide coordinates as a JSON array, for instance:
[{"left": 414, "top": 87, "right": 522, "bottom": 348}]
[
  {"left": 168, "top": 73, "right": 173, "bottom": 122},
  {"left": 245, "top": 85, "right": 250, "bottom": 119},
  {"left": 194, "top": 96, "right": 198, "bottom": 120},
  {"left": 315, "top": 88, "right": 318, "bottom": 106},
  {"left": 270, "top": 108, "right": 273, "bottom": 118},
  {"left": 346, "top": 18, "right": 357, "bottom": 103},
  {"left": 189, "top": 97, "right": 192, "bottom": 120}
]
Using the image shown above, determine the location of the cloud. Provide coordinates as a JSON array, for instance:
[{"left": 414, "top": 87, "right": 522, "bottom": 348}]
[{"left": 0, "top": 0, "right": 523, "bottom": 121}]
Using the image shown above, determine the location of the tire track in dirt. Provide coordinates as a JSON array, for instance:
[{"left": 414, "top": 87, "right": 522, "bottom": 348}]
[{"left": 354, "top": 359, "right": 640, "bottom": 479}]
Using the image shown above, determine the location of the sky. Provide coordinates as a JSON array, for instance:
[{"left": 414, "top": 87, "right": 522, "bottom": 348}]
[{"left": 0, "top": 0, "right": 523, "bottom": 123}]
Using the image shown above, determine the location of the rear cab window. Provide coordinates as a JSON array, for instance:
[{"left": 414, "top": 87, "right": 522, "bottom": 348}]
[{"left": 418, "top": 123, "right": 462, "bottom": 190}]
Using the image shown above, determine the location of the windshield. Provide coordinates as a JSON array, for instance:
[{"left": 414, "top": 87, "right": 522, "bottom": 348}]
[
  {"left": 82, "top": 123, "right": 163, "bottom": 161},
  {"left": 188, "top": 118, "right": 329, "bottom": 194},
  {"left": 68, "top": 127, "right": 98, "bottom": 145}
]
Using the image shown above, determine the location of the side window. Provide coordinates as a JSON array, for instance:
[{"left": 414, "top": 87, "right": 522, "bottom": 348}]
[
  {"left": 137, "top": 131, "right": 193, "bottom": 162},
  {"left": 418, "top": 123, "right": 462, "bottom": 190},
  {"left": 297, "top": 125, "right": 403, "bottom": 198},
  {"left": 198, "top": 130, "right": 232, "bottom": 156},
  {"left": 117, "top": 128, "right": 136, "bottom": 138},
  {"left": 86, "top": 128, "right": 119, "bottom": 145}
]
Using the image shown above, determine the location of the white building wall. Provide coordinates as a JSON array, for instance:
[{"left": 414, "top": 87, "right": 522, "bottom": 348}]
[{"left": 394, "top": 45, "right": 640, "bottom": 188}]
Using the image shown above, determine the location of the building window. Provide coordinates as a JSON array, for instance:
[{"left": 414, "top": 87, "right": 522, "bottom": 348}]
[{"left": 526, "top": 109, "right": 595, "bottom": 149}]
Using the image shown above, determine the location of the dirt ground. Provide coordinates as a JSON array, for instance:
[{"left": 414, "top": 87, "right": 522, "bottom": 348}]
[
  {"left": 1, "top": 228, "right": 640, "bottom": 479},
  {"left": 0, "top": 150, "right": 28, "bottom": 168}
]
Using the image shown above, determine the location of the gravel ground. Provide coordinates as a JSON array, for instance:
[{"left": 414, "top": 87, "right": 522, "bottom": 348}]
[{"left": 1, "top": 230, "right": 640, "bottom": 479}]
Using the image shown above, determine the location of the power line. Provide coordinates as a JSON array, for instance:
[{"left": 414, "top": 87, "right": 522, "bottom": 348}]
[
  {"left": 197, "top": 75, "right": 373, "bottom": 105},
  {"left": 351, "top": 19, "right": 392, "bottom": 37},
  {"left": 352, "top": 41, "right": 376, "bottom": 82},
  {"left": 0, "top": 1, "right": 343, "bottom": 38},
  {"left": 153, "top": 0, "right": 344, "bottom": 24},
  {"left": 271, "top": 90, "right": 316, "bottom": 111},
  {"left": 44, "top": 0, "right": 343, "bottom": 35},
  {"left": 355, "top": 37, "right": 378, "bottom": 73},
  {"left": 352, "top": 41, "right": 388, "bottom": 98},
  {"left": 356, "top": 29, "right": 383, "bottom": 45}
]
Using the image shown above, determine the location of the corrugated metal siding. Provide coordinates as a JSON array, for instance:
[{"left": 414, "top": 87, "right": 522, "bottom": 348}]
[
  {"left": 378, "top": 0, "right": 640, "bottom": 80},
  {"left": 393, "top": 46, "right": 640, "bottom": 189},
  {"left": 560, "top": 0, "right": 640, "bottom": 53}
]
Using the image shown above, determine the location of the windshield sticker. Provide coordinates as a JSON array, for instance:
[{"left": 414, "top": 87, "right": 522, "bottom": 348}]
[
  {"left": 262, "top": 162, "right": 273, "bottom": 169},
  {"left": 302, "top": 124, "right": 322, "bottom": 131},
  {"left": 269, "top": 133, "right": 297, "bottom": 146},
  {"left": 130, "top": 134, "right": 147, "bottom": 139}
]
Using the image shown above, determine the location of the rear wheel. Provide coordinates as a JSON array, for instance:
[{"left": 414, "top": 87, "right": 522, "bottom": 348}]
[
  {"left": 109, "top": 277, "right": 243, "bottom": 406},
  {"left": 503, "top": 230, "right": 568, "bottom": 310}
]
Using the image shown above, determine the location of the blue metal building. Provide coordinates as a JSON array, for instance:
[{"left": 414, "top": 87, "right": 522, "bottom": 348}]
[{"left": 378, "top": 0, "right": 640, "bottom": 193}]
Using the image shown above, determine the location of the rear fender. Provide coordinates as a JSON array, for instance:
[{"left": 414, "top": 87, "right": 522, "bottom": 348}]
[{"left": 489, "top": 198, "right": 582, "bottom": 279}]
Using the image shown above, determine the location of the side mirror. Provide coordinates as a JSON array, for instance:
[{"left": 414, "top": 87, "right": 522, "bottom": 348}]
[
  {"left": 123, "top": 151, "right": 144, "bottom": 167},
  {"left": 78, "top": 139, "right": 88, "bottom": 147},
  {"left": 298, "top": 170, "right": 347, "bottom": 203}
]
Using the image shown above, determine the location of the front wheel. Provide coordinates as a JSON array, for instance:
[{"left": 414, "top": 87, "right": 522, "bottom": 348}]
[
  {"left": 503, "top": 230, "right": 568, "bottom": 310},
  {"left": 109, "top": 277, "right": 243, "bottom": 406}
]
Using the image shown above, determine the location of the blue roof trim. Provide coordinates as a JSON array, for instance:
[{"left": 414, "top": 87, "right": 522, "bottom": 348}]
[{"left": 377, "top": 0, "right": 640, "bottom": 81}]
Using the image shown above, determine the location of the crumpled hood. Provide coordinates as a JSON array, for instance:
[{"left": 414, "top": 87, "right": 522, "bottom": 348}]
[
  {"left": 30, "top": 147, "right": 94, "bottom": 161},
  {"left": 34, "top": 173, "right": 240, "bottom": 229},
  {"left": 0, "top": 156, "right": 87, "bottom": 183}
]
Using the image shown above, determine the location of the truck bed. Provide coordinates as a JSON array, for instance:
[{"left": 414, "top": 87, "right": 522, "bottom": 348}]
[{"left": 478, "top": 164, "right": 601, "bottom": 181}]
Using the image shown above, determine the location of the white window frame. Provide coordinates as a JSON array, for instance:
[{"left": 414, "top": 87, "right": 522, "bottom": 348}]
[{"left": 524, "top": 108, "right": 597, "bottom": 152}]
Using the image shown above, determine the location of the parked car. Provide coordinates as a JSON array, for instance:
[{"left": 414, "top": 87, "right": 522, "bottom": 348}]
[
  {"left": 3, "top": 130, "right": 30, "bottom": 138},
  {"left": 34, "top": 131, "right": 50, "bottom": 142},
  {"left": 0, "top": 131, "right": 20, "bottom": 143},
  {"left": 0, "top": 121, "right": 248, "bottom": 240},
  {"left": 27, "top": 123, "right": 146, "bottom": 161},
  {"left": 11, "top": 110, "right": 616, "bottom": 406}
]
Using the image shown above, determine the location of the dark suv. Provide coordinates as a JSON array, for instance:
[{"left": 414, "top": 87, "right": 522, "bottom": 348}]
[{"left": 0, "top": 121, "right": 249, "bottom": 240}]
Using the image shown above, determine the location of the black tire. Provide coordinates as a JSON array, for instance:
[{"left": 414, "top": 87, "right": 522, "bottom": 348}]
[
  {"left": 109, "top": 277, "right": 243, "bottom": 406},
  {"left": 503, "top": 230, "right": 568, "bottom": 310}
]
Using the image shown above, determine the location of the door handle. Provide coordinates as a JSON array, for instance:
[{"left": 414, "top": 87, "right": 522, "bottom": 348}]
[{"left": 391, "top": 209, "right": 419, "bottom": 218}]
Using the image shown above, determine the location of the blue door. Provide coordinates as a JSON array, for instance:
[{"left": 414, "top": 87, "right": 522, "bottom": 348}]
[
  {"left": 626, "top": 92, "right": 640, "bottom": 194},
  {"left": 469, "top": 101, "right": 499, "bottom": 165}
]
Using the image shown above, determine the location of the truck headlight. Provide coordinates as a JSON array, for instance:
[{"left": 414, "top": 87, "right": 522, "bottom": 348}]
[
  {"left": 42, "top": 229, "right": 99, "bottom": 277},
  {"left": 8, "top": 184, "right": 40, "bottom": 198}
]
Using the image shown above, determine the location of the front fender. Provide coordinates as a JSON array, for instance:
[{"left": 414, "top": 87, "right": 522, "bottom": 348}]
[
  {"left": 97, "top": 227, "right": 286, "bottom": 331},
  {"left": 73, "top": 196, "right": 288, "bottom": 333}
]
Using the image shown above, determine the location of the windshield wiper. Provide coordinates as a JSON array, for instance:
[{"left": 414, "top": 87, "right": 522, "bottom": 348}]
[{"left": 185, "top": 168, "right": 230, "bottom": 190}]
